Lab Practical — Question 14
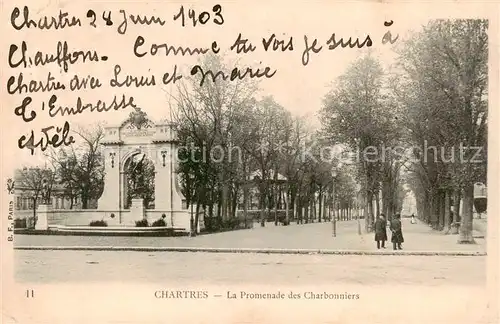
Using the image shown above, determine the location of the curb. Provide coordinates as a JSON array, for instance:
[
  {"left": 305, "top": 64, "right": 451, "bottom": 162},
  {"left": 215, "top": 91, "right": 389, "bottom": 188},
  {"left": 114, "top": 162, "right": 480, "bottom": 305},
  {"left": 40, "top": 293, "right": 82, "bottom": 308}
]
[{"left": 13, "top": 246, "right": 487, "bottom": 256}]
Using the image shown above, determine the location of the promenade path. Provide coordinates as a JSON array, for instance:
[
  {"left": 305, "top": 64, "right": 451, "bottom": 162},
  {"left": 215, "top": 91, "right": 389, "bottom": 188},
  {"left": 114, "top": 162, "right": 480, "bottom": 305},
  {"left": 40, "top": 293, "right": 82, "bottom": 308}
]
[
  {"left": 15, "top": 218, "right": 486, "bottom": 253},
  {"left": 14, "top": 218, "right": 487, "bottom": 288}
]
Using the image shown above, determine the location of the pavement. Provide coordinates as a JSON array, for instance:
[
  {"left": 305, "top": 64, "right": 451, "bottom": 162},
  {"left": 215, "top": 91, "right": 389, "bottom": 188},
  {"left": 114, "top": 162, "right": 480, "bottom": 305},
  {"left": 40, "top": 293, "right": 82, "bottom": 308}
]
[
  {"left": 12, "top": 218, "right": 489, "bottom": 324},
  {"left": 14, "top": 218, "right": 486, "bottom": 255},
  {"left": 12, "top": 249, "right": 488, "bottom": 323},
  {"left": 14, "top": 249, "right": 486, "bottom": 284}
]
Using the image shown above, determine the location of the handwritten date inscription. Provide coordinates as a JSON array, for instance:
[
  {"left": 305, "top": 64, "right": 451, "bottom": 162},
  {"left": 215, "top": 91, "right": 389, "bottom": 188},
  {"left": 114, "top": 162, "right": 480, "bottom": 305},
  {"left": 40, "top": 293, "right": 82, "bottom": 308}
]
[{"left": 173, "top": 4, "right": 224, "bottom": 27}]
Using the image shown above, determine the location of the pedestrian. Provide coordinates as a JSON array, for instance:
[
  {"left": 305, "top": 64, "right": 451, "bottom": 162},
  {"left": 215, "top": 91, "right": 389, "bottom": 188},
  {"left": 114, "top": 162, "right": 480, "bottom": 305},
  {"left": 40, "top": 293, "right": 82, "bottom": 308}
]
[
  {"left": 411, "top": 213, "right": 416, "bottom": 224},
  {"left": 374, "top": 214, "right": 387, "bottom": 249},
  {"left": 390, "top": 213, "right": 404, "bottom": 250}
]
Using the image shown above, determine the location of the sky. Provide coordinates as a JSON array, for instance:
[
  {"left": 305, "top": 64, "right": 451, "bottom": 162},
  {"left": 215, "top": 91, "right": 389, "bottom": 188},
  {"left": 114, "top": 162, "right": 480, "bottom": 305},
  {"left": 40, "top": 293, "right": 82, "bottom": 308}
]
[{"left": 2, "top": 0, "right": 493, "bottom": 168}]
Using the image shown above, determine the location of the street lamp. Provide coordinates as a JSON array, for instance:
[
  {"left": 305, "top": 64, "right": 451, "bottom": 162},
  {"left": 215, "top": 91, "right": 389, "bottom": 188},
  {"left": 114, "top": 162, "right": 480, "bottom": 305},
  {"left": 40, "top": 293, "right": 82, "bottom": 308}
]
[{"left": 189, "top": 173, "right": 195, "bottom": 236}]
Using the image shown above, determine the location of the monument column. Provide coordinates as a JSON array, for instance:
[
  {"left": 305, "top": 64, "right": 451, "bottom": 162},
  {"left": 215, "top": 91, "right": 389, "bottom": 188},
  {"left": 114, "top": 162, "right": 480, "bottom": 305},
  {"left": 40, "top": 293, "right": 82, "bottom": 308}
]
[
  {"left": 153, "top": 123, "right": 185, "bottom": 212},
  {"left": 171, "top": 141, "right": 183, "bottom": 211},
  {"left": 97, "top": 125, "right": 122, "bottom": 211},
  {"left": 97, "top": 145, "right": 121, "bottom": 211},
  {"left": 154, "top": 144, "right": 172, "bottom": 210}
]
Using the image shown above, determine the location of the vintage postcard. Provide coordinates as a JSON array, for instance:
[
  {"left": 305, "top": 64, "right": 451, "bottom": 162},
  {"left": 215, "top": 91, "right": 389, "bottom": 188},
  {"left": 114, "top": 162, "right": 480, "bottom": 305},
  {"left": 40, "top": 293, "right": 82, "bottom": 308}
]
[{"left": 1, "top": 0, "right": 498, "bottom": 323}]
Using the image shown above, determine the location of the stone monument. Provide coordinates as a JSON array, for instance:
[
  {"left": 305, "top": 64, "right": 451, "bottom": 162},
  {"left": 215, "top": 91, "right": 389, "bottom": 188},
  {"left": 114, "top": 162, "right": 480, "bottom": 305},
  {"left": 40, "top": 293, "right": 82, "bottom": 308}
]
[{"left": 96, "top": 107, "right": 190, "bottom": 229}]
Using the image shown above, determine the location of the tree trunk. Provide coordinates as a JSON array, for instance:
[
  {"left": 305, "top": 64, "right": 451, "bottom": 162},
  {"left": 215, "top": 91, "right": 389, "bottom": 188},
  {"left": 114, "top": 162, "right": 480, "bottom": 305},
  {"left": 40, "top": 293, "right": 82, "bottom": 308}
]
[
  {"left": 274, "top": 183, "right": 279, "bottom": 226},
  {"left": 243, "top": 183, "right": 249, "bottom": 228},
  {"left": 32, "top": 197, "right": 37, "bottom": 228},
  {"left": 363, "top": 196, "right": 369, "bottom": 231},
  {"left": 366, "top": 191, "right": 374, "bottom": 232},
  {"left": 458, "top": 183, "right": 475, "bottom": 244},
  {"left": 193, "top": 201, "right": 201, "bottom": 236},
  {"left": 231, "top": 187, "right": 238, "bottom": 219},
  {"left": 259, "top": 185, "right": 266, "bottom": 227},
  {"left": 318, "top": 190, "right": 323, "bottom": 223},
  {"left": 222, "top": 182, "right": 229, "bottom": 221},
  {"left": 430, "top": 188, "right": 439, "bottom": 229},
  {"left": 284, "top": 187, "right": 289, "bottom": 225},
  {"left": 293, "top": 194, "right": 297, "bottom": 223},
  {"left": 226, "top": 189, "right": 232, "bottom": 220},
  {"left": 82, "top": 196, "right": 88, "bottom": 209},
  {"left": 438, "top": 191, "right": 445, "bottom": 231},
  {"left": 209, "top": 199, "right": 214, "bottom": 218},
  {"left": 322, "top": 193, "right": 327, "bottom": 221},
  {"left": 298, "top": 203, "right": 303, "bottom": 224},
  {"left": 452, "top": 189, "right": 461, "bottom": 234},
  {"left": 443, "top": 190, "right": 451, "bottom": 234},
  {"left": 304, "top": 199, "right": 309, "bottom": 224},
  {"left": 423, "top": 191, "right": 431, "bottom": 224},
  {"left": 312, "top": 197, "right": 316, "bottom": 223}
]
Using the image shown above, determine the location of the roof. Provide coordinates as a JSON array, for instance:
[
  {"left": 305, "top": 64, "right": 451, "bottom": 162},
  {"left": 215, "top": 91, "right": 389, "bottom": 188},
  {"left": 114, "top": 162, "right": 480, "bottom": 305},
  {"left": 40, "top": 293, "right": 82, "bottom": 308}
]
[{"left": 250, "top": 170, "right": 287, "bottom": 181}]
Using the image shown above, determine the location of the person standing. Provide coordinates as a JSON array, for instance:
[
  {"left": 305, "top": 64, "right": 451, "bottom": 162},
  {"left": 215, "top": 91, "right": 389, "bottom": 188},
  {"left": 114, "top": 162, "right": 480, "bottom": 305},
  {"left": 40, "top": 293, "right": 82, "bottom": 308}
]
[
  {"left": 374, "top": 214, "right": 387, "bottom": 249},
  {"left": 411, "top": 213, "right": 416, "bottom": 224},
  {"left": 390, "top": 213, "right": 404, "bottom": 250}
]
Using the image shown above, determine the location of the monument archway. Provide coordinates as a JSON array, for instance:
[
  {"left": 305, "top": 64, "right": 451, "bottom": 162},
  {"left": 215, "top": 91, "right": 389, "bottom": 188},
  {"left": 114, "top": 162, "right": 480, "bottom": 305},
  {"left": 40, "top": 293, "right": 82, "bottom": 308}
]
[{"left": 96, "top": 107, "right": 189, "bottom": 229}]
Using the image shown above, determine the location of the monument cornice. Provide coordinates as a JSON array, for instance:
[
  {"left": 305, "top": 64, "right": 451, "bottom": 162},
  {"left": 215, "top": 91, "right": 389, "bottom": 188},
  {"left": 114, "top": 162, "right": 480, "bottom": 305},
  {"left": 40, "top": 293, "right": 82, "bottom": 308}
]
[
  {"left": 102, "top": 140, "right": 124, "bottom": 145},
  {"left": 151, "top": 139, "right": 180, "bottom": 144}
]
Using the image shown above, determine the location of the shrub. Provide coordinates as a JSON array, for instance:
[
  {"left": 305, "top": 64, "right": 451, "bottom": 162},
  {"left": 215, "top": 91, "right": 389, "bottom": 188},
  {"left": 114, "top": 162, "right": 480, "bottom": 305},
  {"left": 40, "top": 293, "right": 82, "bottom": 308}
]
[
  {"left": 204, "top": 216, "right": 222, "bottom": 232},
  {"left": 225, "top": 218, "right": 241, "bottom": 230},
  {"left": 14, "top": 218, "right": 27, "bottom": 228},
  {"left": 135, "top": 219, "right": 149, "bottom": 227},
  {"left": 235, "top": 210, "right": 292, "bottom": 223},
  {"left": 151, "top": 218, "right": 167, "bottom": 227},
  {"left": 89, "top": 220, "right": 107, "bottom": 227}
]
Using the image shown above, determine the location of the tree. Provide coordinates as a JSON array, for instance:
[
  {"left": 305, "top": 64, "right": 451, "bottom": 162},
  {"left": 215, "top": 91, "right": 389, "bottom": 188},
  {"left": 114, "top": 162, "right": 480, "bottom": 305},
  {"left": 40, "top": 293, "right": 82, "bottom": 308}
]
[
  {"left": 321, "top": 55, "right": 400, "bottom": 231},
  {"left": 49, "top": 123, "right": 105, "bottom": 209},
  {"left": 16, "top": 167, "right": 55, "bottom": 227},
  {"left": 396, "top": 19, "right": 488, "bottom": 243},
  {"left": 173, "top": 54, "right": 259, "bottom": 232},
  {"left": 243, "top": 96, "right": 292, "bottom": 226},
  {"left": 49, "top": 150, "right": 79, "bottom": 209}
]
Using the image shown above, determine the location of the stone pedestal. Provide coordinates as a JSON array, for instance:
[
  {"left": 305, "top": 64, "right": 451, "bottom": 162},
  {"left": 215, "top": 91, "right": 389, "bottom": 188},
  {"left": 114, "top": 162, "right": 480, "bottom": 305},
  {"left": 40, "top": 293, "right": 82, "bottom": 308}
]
[
  {"left": 130, "top": 198, "right": 145, "bottom": 223},
  {"left": 35, "top": 204, "right": 51, "bottom": 230}
]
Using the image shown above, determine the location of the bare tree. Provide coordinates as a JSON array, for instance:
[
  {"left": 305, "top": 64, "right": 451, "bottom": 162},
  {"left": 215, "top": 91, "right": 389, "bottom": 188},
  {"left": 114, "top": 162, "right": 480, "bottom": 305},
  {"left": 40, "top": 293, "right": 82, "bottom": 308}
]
[
  {"left": 16, "top": 167, "right": 55, "bottom": 227},
  {"left": 49, "top": 123, "right": 105, "bottom": 209}
]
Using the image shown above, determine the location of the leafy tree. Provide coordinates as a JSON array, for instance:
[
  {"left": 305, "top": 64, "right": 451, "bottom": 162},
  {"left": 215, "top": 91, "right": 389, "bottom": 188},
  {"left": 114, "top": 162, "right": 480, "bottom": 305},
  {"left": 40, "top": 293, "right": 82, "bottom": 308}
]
[
  {"left": 321, "top": 55, "right": 399, "bottom": 231},
  {"left": 396, "top": 19, "right": 488, "bottom": 242}
]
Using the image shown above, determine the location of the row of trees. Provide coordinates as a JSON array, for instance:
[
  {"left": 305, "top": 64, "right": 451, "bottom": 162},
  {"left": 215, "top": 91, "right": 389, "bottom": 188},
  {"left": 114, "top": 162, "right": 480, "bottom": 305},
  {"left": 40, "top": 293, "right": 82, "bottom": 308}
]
[
  {"left": 397, "top": 20, "right": 488, "bottom": 243},
  {"left": 18, "top": 53, "right": 357, "bottom": 232},
  {"left": 17, "top": 19, "right": 487, "bottom": 243},
  {"left": 173, "top": 55, "right": 359, "bottom": 232},
  {"left": 320, "top": 19, "right": 487, "bottom": 242}
]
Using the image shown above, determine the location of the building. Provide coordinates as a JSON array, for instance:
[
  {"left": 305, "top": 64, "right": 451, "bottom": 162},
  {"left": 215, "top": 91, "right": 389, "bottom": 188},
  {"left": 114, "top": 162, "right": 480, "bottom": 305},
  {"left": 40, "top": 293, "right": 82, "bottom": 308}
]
[{"left": 13, "top": 167, "right": 96, "bottom": 221}]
